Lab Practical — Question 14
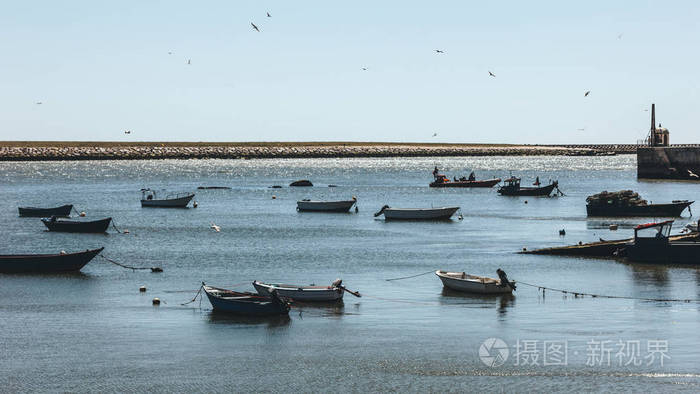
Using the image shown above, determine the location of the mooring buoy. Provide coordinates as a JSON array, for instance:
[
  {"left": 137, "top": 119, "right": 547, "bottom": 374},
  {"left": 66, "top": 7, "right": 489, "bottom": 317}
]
[
  {"left": 193, "top": 201, "right": 198, "bottom": 208},
  {"left": 80, "top": 211, "right": 86, "bottom": 217},
  {"left": 272, "top": 195, "right": 277, "bottom": 199},
  {"left": 139, "top": 286, "right": 147, "bottom": 292},
  {"left": 152, "top": 297, "right": 161, "bottom": 305}
]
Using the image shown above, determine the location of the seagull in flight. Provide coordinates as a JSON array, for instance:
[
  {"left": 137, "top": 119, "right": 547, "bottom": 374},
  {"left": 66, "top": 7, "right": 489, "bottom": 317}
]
[
  {"left": 124, "top": 130, "right": 131, "bottom": 134},
  {"left": 688, "top": 170, "right": 699, "bottom": 178},
  {"left": 168, "top": 51, "right": 173, "bottom": 55},
  {"left": 432, "top": 132, "right": 438, "bottom": 137},
  {"left": 361, "top": 67, "right": 368, "bottom": 71},
  {"left": 488, "top": 71, "right": 496, "bottom": 77},
  {"left": 267, "top": 12, "right": 271, "bottom": 17},
  {"left": 210, "top": 222, "right": 221, "bottom": 232},
  {"left": 251, "top": 22, "right": 260, "bottom": 32},
  {"left": 435, "top": 49, "right": 445, "bottom": 53},
  {"left": 187, "top": 59, "right": 191, "bottom": 65},
  {"left": 584, "top": 90, "right": 590, "bottom": 97}
]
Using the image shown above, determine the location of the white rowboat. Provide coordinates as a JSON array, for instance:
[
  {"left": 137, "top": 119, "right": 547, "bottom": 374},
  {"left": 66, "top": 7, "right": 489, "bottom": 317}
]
[
  {"left": 435, "top": 270, "right": 515, "bottom": 294},
  {"left": 253, "top": 280, "right": 345, "bottom": 302},
  {"left": 297, "top": 199, "right": 357, "bottom": 212},
  {"left": 375, "top": 206, "right": 460, "bottom": 220}
]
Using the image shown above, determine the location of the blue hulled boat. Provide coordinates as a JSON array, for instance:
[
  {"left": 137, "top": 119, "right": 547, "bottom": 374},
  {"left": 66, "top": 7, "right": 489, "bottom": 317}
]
[{"left": 202, "top": 283, "right": 291, "bottom": 316}]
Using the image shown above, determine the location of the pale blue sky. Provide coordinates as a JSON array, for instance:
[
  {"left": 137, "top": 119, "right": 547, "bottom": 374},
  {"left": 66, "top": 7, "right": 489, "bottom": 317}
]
[{"left": 1, "top": 1, "right": 698, "bottom": 143}]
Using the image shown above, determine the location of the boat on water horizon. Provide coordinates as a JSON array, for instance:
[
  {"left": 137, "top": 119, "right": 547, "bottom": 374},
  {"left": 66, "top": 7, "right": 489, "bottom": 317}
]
[
  {"left": 296, "top": 198, "right": 357, "bottom": 212},
  {"left": 18, "top": 204, "right": 73, "bottom": 217},
  {"left": 374, "top": 205, "right": 460, "bottom": 220},
  {"left": 140, "top": 189, "right": 195, "bottom": 208},
  {"left": 41, "top": 217, "right": 112, "bottom": 233},
  {"left": 436, "top": 269, "right": 516, "bottom": 294}
]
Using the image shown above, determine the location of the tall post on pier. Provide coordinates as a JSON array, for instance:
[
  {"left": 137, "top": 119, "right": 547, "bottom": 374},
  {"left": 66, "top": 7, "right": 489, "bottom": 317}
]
[{"left": 649, "top": 104, "right": 656, "bottom": 146}]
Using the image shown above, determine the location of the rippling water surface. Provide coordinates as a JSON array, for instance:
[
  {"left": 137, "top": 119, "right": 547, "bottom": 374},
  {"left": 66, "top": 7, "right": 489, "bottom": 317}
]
[{"left": 1, "top": 155, "right": 699, "bottom": 392}]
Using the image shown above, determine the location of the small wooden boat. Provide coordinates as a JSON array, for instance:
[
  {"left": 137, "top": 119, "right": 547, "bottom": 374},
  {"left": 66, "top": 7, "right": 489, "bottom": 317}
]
[
  {"left": 297, "top": 198, "right": 357, "bottom": 212},
  {"left": 140, "top": 189, "right": 195, "bottom": 208},
  {"left": 622, "top": 221, "right": 700, "bottom": 264},
  {"left": 586, "top": 200, "right": 693, "bottom": 217},
  {"left": 436, "top": 270, "right": 515, "bottom": 294},
  {"left": 18, "top": 204, "right": 73, "bottom": 217},
  {"left": 290, "top": 180, "right": 313, "bottom": 187},
  {"left": 497, "top": 177, "right": 560, "bottom": 196},
  {"left": 430, "top": 176, "right": 501, "bottom": 188},
  {"left": 374, "top": 205, "right": 460, "bottom": 220},
  {"left": 202, "top": 283, "right": 290, "bottom": 316},
  {"left": 253, "top": 279, "right": 359, "bottom": 302},
  {"left": 41, "top": 217, "right": 112, "bottom": 233},
  {"left": 0, "top": 247, "right": 104, "bottom": 273}
]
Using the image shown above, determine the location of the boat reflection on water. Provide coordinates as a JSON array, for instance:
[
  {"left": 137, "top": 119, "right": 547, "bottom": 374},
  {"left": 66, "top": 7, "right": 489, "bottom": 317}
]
[
  {"left": 207, "top": 312, "right": 291, "bottom": 328},
  {"left": 439, "top": 287, "right": 515, "bottom": 317},
  {"left": 292, "top": 300, "right": 348, "bottom": 318}
]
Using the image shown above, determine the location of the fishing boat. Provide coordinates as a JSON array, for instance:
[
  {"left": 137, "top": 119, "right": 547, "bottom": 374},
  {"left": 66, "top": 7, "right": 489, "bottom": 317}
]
[
  {"left": 202, "top": 283, "right": 291, "bottom": 316},
  {"left": 253, "top": 279, "right": 360, "bottom": 302},
  {"left": 140, "top": 189, "right": 195, "bottom": 208},
  {"left": 622, "top": 221, "right": 700, "bottom": 264},
  {"left": 18, "top": 204, "right": 73, "bottom": 217},
  {"left": 430, "top": 175, "right": 501, "bottom": 188},
  {"left": 497, "top": 177, "right": 560, "bottom": 196},
  {"left": 435, "top": 270, "right": 516, "bottom": 294},
  {"left": 296, "top": 198, "right": 357, "bottom": 212},
  {"left": 41, "top": 217, "right": 112, "bottom": 233},
  {"left": 374, "top": 205, "right": 460, "bottom": 220},
  {"left": 0, "top": 247, "right": 104, "bottom": 273},
  {"left": 585, "top": 191, "right": 693, "bottom": 217}
]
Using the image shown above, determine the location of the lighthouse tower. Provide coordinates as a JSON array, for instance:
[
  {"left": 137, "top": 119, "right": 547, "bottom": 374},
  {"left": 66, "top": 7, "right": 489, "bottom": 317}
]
[{"left": 648, "top": 104, "right": 670, "bottom": 146}]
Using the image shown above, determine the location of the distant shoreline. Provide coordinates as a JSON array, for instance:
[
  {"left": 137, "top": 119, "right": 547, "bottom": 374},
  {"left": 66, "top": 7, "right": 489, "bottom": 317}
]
[{"left": 0, "top": 142, "right": 635, "bottom": 161}]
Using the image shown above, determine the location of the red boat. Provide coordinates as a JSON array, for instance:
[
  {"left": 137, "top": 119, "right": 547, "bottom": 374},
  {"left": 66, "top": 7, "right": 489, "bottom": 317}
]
[{"left": 430, "top": 174, "right": 501, "bottom": 188}]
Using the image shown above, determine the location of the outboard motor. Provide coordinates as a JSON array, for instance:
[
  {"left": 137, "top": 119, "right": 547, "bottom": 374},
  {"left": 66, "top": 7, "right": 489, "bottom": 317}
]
[
  {"left": 332, "top": 278, "right": 343, "bottom": 288},
  {"left": 374, "top": 205, "right": 390, "bottom": 217},
  {"left": 496, "top": 268, "right": 516, "bottom": 290}
]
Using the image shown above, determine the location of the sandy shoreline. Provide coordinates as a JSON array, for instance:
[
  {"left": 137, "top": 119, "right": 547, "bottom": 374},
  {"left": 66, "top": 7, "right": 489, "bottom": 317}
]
[{"left": 0, "top": 142, "right": 625, "bottom": 161}]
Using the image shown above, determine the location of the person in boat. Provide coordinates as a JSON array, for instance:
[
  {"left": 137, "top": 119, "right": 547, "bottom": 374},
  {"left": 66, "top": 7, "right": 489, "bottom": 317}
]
[
  {"left": 468, "top": 171, "right": 475, "bottom": 181},
  {"left": 533, "top": 176, "right": 540, "bottom": 186},
  {"left": 459, "top": 176, "right": 467, "bottom": 181},
  {"left": 433, "top": 166, "right": 439, "bottom": 178},
  {"left": 454, "top": 176, "right": 459, "bottom": 182}
]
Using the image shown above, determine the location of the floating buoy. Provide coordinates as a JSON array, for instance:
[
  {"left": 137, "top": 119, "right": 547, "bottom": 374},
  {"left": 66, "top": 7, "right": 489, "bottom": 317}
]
[
  {"left": 123, "top": 229, "right": 130, "bottom": 234},
  {"left": 559, "top": 229, "right": 566, "bottom": 236},
  {"left": 578, "top": 241, "right": 583, "bottom": 245},
  {"left": 522, "top": 247, "right": 527, "bottom": 252},
  {"left": 152, "top": 297, "right": 161, "bottom": 305},
  {"left": 139, "top": 286, "right": 147, "bottom": 292},
  {"left": 524, "top": 200, "right": 528, "bottom": 204},
  {"left": 80, "top": 211, "right": 86, "bottom": 217},
  {"left": 272, "top": 195, "right": 276, "bottom": 199},
  {"left": 609, "top": 224, "right": 618, "bottom": 231},
  {"left": 60, "top": 250, "right": 67, "bottom": 255},
  {"left": 193, "top": 201, "right": 198, "bottom": 208}
]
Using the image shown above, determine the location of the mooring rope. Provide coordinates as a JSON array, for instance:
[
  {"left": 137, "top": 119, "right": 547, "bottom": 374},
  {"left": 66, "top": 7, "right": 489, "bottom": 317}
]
[
  {"left": 385, "top": 270, "right": 435, "bottom": 281},
  {"left": 111, "top": 220, "right": 123, "bottom": 234},
  {"left": 181, "top": 284, "right": 204, "bottom": 305},
  {"left": 99, "top": 255, "right": 162, "bottom": 272},
  {"left": 71, "top": 206, "right": 82, "bottom": 217},
  {"left": 181, "top": 281, "right": 254, "bottom": 306},
  {"left": 516, "top": 280, "right": 700, "bottom": 303}
]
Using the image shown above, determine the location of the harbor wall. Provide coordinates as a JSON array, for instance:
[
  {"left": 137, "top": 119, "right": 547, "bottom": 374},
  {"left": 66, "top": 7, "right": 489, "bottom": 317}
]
[
  {"left": 637, "top": 147, "right": 700, "bottom": 180},
  {"left": 0, "top": 144, "right": 611, "bottom": 161}
]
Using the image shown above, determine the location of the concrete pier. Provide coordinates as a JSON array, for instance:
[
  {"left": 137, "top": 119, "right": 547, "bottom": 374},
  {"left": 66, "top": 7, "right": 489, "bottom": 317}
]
[{"left": 637, "top": 146, "right": 700, "bottom": 180}]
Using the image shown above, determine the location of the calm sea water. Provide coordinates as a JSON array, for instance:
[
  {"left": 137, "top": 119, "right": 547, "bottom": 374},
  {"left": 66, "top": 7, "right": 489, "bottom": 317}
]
[{"left": 1, "top": 155, "right": 699, "bottom": 392}]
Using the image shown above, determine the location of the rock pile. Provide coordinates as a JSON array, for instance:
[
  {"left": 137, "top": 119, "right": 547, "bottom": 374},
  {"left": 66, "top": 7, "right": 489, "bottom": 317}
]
[{"left": 586, "top": 190, "right": 648, "bottom": 207}]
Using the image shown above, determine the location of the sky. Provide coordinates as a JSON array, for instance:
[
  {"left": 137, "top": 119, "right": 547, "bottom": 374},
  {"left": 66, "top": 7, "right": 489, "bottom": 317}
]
[{"left": 1, "top": 1, "right": 699, "bottom": 144}]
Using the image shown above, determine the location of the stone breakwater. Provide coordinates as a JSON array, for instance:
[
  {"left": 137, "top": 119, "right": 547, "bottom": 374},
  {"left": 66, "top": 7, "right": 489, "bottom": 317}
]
[{"left": 0, "top": 144, "right": 611, "bottom": 161}]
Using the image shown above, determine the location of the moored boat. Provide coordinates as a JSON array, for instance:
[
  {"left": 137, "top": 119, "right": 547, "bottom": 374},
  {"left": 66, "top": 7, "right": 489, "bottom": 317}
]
[
  {"left": 430, "top": 175, "right": 501, "bottom": 188},
  {"left": 18, "top": 204, "right": 73, "bottom": 217},
  {"left": 374, "top": 205, "right": 460, "bottom": 220},
  {"left": 290, "top": 180, "right": 313, "bottom": 187},
  {"left": 622, "top": 220, "right": 700, "bottom": 264},
  {"left": 585, "top": 191, "right": 693, "bottom": 217},
  {"left": 436, "top": 270, "right": 516, "bottom": 294},
  {"left": 497, "top": 177, "right": 560, "bottom": 196},
  {"left": 140, "top": 189, "right": 195, "bottom": 208},
  {"left": 202, "top": 283, "right": 291, "bottom": 316},
  {"left": 0, "top": 247, "right": 104, "bottom": 273},
  {"left": 253, "top": 280, "right": 346, "bottom": 302},
  {"left": 41, "top": 217, "right": 112, "bottom": 233},
  {"left": 296, "top": 198, "right": 357, "bottom": 212}
]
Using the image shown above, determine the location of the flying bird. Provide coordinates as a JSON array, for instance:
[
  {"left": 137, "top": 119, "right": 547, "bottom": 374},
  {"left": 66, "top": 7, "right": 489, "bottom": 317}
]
[
  {"left": 432, "top": 132, "right": 438, "bottom": 137},
  {"left": 361, "top": 67, "right": 368, "bottom": 71},
  {"left": 688, "top": 170, "right": 699, "bottom": 178},
  {"left": 187, "top": 59, "right": 191, "bottom": 65},
  {"left": 488, "top": 71, "right": 496, "bottom": 77},
  {"left": 251, "top": 22, "right": 260, "bottom": 32},
  {"left": 435, "top": 49, "right": 445, "bottom": 53},
  {"left": 168, "top": 51, "right": 173, "bottom": 55},
  {"left": 584, "top": 91, "right": 590, "bottom": 97},
  {"left": 267, "top": 12, "right": 271, "bottom": 17},
  {"left": 35, "top": 101, "right": 42, "bottom": 105},
  {"left": 124, "top": 130, "right": 131, "bottom": 134},
  {"left": 210, "top": 222, "right": 221, "bottom": 232}
]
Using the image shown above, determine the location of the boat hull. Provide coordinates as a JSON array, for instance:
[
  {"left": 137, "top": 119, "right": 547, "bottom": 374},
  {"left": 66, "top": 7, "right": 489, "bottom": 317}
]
[
  {"left": 586, "top": 201, "right": 693, "bottom": 217},
  {"left": 18, "top": 205, "right": 73, "bottom": 217},
  {"left": 383, "top": 207, "right": 459, "bottom": 220},
  {"left": 625, "top": 241, "right": 700, "bottom": 265},
  {"left": 429, "top": 178, "right": 501, "bottom": 188},
  {"left": 297, "top": 200, "right": 356, "bottom": 212},
  {"left": 253, "top": 281, "right": 344, "bottom": 302},
  {"left": 41, "top": 217, "right": 112, "bottom": 233},
  {"left": 203, "top": 285, "right": 290, "bottom": 316},
  {"left": 141, "top": 194, "right": 194, "bottom": 208},
  {"left": 0, "top": 247, "right": 104, "bottom": 273},
  {"left": 498, "top": 183, "right": 556, "bottom": 196},
  {"left": 436, "top": 271, "right": 514, "bottom": 294}
]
